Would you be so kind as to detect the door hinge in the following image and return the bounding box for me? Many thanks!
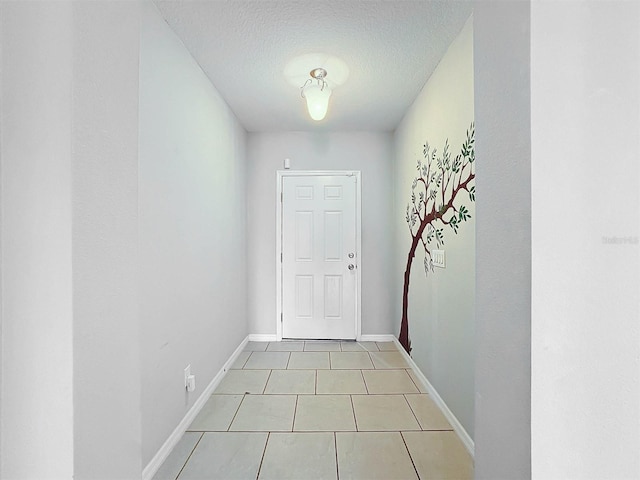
[281,252,283,262]
[280,192,283,202]
[281,313,283,323]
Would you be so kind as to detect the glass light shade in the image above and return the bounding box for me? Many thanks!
[302,83,332,121]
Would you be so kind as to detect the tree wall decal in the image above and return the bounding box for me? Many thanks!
[399,122,475,354]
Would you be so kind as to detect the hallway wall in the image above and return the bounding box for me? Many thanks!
[1,2,144,477]
[531,2,640,477]
[392,18,475,440]
[0,2,75,476]
[246,132,394,337]
[139,2,248,467]
[473,3,531,477]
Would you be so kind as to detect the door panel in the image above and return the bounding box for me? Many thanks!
[295,211,313,261]
[323,211,342,261]
[282,174,357,339]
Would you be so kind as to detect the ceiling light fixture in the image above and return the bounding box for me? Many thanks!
[300,68,331,121]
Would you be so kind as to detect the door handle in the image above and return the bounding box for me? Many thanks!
[348,264,355,271]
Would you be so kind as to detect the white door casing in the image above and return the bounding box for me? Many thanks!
[277,171,361,340]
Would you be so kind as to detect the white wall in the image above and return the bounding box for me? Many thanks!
[139,2,248,467]
[246,132,394,337]
[392,18,475,440]
[71,2,143,477]
[531,2,640,478]
[0,2,75,477]
[472,2,531,478]
[1,2,144,477]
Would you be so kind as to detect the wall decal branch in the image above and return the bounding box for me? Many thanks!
[399,122,475,354]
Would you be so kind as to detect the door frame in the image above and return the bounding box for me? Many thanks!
[276,170,362,341]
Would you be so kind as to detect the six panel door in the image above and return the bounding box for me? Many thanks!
[281,175,357,339]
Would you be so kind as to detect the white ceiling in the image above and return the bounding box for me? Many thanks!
[153,1,473,132]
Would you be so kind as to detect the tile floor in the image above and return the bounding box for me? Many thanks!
[154,340,473,480]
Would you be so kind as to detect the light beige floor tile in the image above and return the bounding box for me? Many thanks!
[244,351,290,369]
[316,370,367,394]
[340,341,379,352]
[294,395,356,431]
[152,432,201,480]
[177,432,267,480]
[330,352,374,369]
[230,351,250,369]
[369,351,410,369]
[187,395,243,431]
[351,395,420,431]
[287,351,330,369]
[244,341,268,352]
[362,370,419,394]
[264,370,315,394]
[230,395,296,431]
[266,341,304,352]
[375,341,398,351]
[403,431,473,479]
[405,394,453,430]
[214,370,270,394]
[336,432,418,480]
[304,340,342,351]
[259,433,337,480]
[406,369,428,393]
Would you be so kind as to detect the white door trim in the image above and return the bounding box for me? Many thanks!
[276,170,362,341]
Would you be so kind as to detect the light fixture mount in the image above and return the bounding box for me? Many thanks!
[309,68,327,80]
[300,67,332,121]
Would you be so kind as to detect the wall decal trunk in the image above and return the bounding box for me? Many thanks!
[398,123,475,354]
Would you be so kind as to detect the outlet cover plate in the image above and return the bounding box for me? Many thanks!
[184,364,191,388]
[432,249,446,268]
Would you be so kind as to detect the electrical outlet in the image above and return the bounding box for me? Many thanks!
[432,249,446,268]
[186,374,196,392]
[184,364,191,389]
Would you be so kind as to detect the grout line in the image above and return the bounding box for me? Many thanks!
[400,431,421,480]
[262,370,273,395]
[241,352,250,369]
[405,368,422,393]
[334,431,340,480]
[292,395,299,432]
[367,351,376,369]
[360,370,369,395]
[255,432,270,480]
[349,395,359,432]
[329,352,333,370]
[244,351,255,369]
[285,352,291,369]
[403,394,424,430]
[175,431,204,480]
[314,369,318,395]
[226,394,247,432]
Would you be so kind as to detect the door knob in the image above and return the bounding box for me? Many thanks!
[348,264,355,271]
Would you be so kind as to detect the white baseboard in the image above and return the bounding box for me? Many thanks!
[247,333,278,342]
[391,337,475,457]
[359,333,396,342]
[142,336,249,480]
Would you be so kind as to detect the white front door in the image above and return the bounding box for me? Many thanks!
[281,174,358,339]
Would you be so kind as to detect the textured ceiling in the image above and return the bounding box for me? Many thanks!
[153,1,473,132]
